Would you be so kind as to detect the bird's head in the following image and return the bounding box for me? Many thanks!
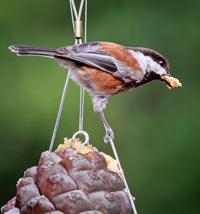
[128,47,182,88]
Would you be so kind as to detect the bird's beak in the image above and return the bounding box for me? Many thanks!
[161,74,182,89]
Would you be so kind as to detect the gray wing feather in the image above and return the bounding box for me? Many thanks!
[55,42,117,74]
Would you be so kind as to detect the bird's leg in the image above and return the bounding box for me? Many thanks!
[92,96,113,143]
[97,111,114,143]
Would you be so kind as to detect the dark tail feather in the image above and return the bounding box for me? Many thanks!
[9,45,56,58]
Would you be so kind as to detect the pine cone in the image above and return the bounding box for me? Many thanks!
[2,139,131,214]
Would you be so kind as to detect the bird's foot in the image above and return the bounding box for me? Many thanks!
[104,128,114,144]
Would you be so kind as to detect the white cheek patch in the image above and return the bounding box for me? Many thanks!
[129,50,166,76]
[129,51,148,74]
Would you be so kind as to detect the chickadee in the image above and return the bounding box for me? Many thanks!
[9,41,182,143]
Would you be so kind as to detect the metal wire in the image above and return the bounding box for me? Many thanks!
[78,0,85,20]
[78,0,87,131]
[79,86,84,131]
[69,0,86,132]
[109,138,138,214]
[69,0,75,31]
[84,0,87,43]
[49,70,71,152]
[70,0,78,19]
[79,0,87,131]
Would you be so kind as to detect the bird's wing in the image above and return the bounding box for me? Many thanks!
[55,42,117,73]
[55,41,143,83]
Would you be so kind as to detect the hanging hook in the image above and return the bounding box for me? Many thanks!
[72,130,89,145]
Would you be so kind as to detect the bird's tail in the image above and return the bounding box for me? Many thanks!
[9,45,56,58]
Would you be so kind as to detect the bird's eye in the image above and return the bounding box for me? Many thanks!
[159,60,165,66]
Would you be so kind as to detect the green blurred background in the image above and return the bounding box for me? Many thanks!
[0,0,199,213]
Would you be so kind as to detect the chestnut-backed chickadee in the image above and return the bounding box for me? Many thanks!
[9,41,182,143]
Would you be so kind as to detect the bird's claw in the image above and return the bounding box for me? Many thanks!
[103,128,114,144]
